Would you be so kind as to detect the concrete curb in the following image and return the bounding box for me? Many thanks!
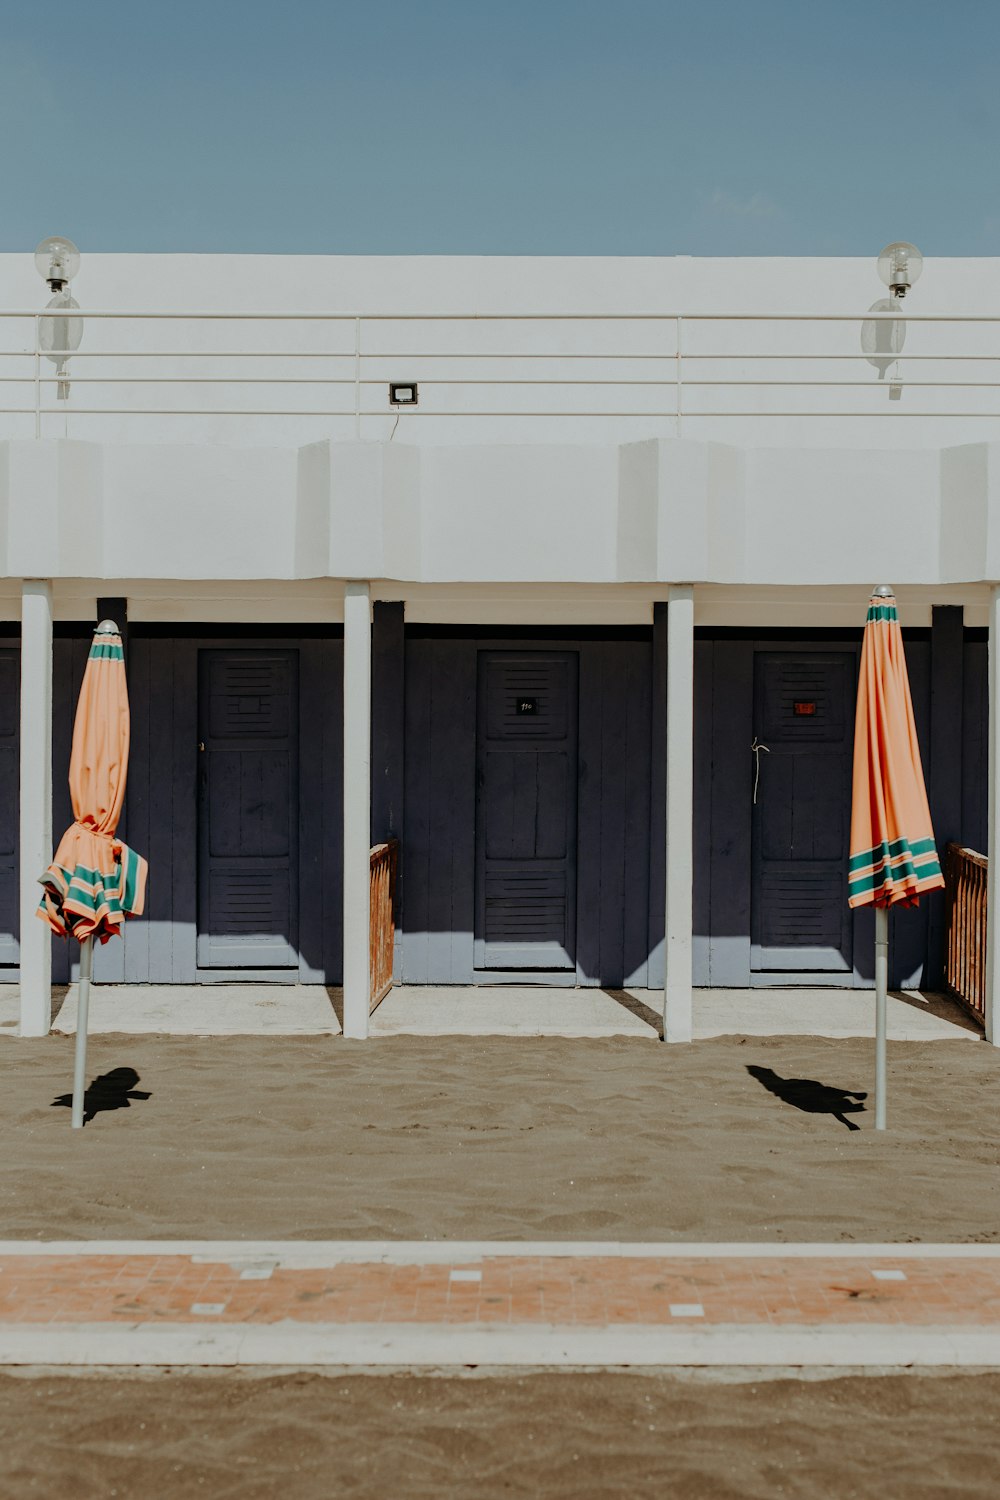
[2,1240,998,1263]
[1,1321,998,1369]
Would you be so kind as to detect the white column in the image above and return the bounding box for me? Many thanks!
[19,580,53,1037]
[342,581,372,1039]
[985,585,1000,1044]
[664,584,694,1043]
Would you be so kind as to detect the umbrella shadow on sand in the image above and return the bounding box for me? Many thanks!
[51,1067,151,1127]
[746,1065,867,1132]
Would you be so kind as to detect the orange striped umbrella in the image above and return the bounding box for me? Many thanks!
[849,587,943,1132]
[37,620,147,1129]
[849,590,944,909]
[38,624,147,942]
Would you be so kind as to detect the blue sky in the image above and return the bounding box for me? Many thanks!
[2,0,996,255]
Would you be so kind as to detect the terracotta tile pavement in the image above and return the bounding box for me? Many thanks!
[0,1253,998,1328]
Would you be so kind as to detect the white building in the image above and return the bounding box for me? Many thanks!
[1,251,996,1040]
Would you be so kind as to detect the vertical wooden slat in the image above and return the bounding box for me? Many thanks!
[975,860,986,1015]
[369,838,398,1012]
[943,841,987,1024]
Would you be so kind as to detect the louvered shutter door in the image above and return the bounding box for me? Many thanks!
[474,652,578,970]
[751,652,854,974]
[197,650,299,970]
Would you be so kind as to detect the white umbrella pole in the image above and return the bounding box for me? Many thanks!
[874,906,888,1130]
[71,935,94,1130]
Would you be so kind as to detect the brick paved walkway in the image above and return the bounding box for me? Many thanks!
[1,1243,998,1366]
[2,1249,999,1327]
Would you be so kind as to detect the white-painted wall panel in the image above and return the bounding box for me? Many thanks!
[0,431,997,592]
[417,445,619,582]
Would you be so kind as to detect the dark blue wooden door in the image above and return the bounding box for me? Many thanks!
[197,650,299,970]
[0,650,18,969]
[751,652,854,974]
[474,651,578,970]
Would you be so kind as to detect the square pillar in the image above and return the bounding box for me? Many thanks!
[19,580,53,1037]
[343,582,372,1039]
[664,585,694,1043]
[985,586,1000,1044]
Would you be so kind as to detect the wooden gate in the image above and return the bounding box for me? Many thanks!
[944,842,987,1026]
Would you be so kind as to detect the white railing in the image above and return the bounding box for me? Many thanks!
[3,308,1000,444]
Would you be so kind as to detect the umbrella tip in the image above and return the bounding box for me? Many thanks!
[871,585,894,598]
[95,619,120,635]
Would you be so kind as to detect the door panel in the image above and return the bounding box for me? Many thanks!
[197,650,299,969]
[475,652,578,970]
[751,652,854,973]
[0,651,18,967]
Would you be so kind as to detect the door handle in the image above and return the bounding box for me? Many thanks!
[198,742,205,752]
[751,737,770,804]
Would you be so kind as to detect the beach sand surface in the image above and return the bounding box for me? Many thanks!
[0,1369,998,1499]
[2,1034,998,1241]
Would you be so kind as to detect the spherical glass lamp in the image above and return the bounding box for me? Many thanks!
[34,235,80,290]
[877,242,923,299]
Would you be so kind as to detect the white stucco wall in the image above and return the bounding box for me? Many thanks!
[0,433,998,596]
[0,253,997,608]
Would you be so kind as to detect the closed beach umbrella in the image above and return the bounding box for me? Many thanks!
[37,620,147,1128]
[849,586,943,1128]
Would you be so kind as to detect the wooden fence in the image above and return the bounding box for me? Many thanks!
[369,839,399,1013]
[943,842,988,1026]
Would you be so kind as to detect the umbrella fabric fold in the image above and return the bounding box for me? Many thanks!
[848,592,944,909]
[37,628,147,943]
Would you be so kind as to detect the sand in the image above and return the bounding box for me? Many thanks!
[2,1033,999,1241]
[0,1369,998,1499]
